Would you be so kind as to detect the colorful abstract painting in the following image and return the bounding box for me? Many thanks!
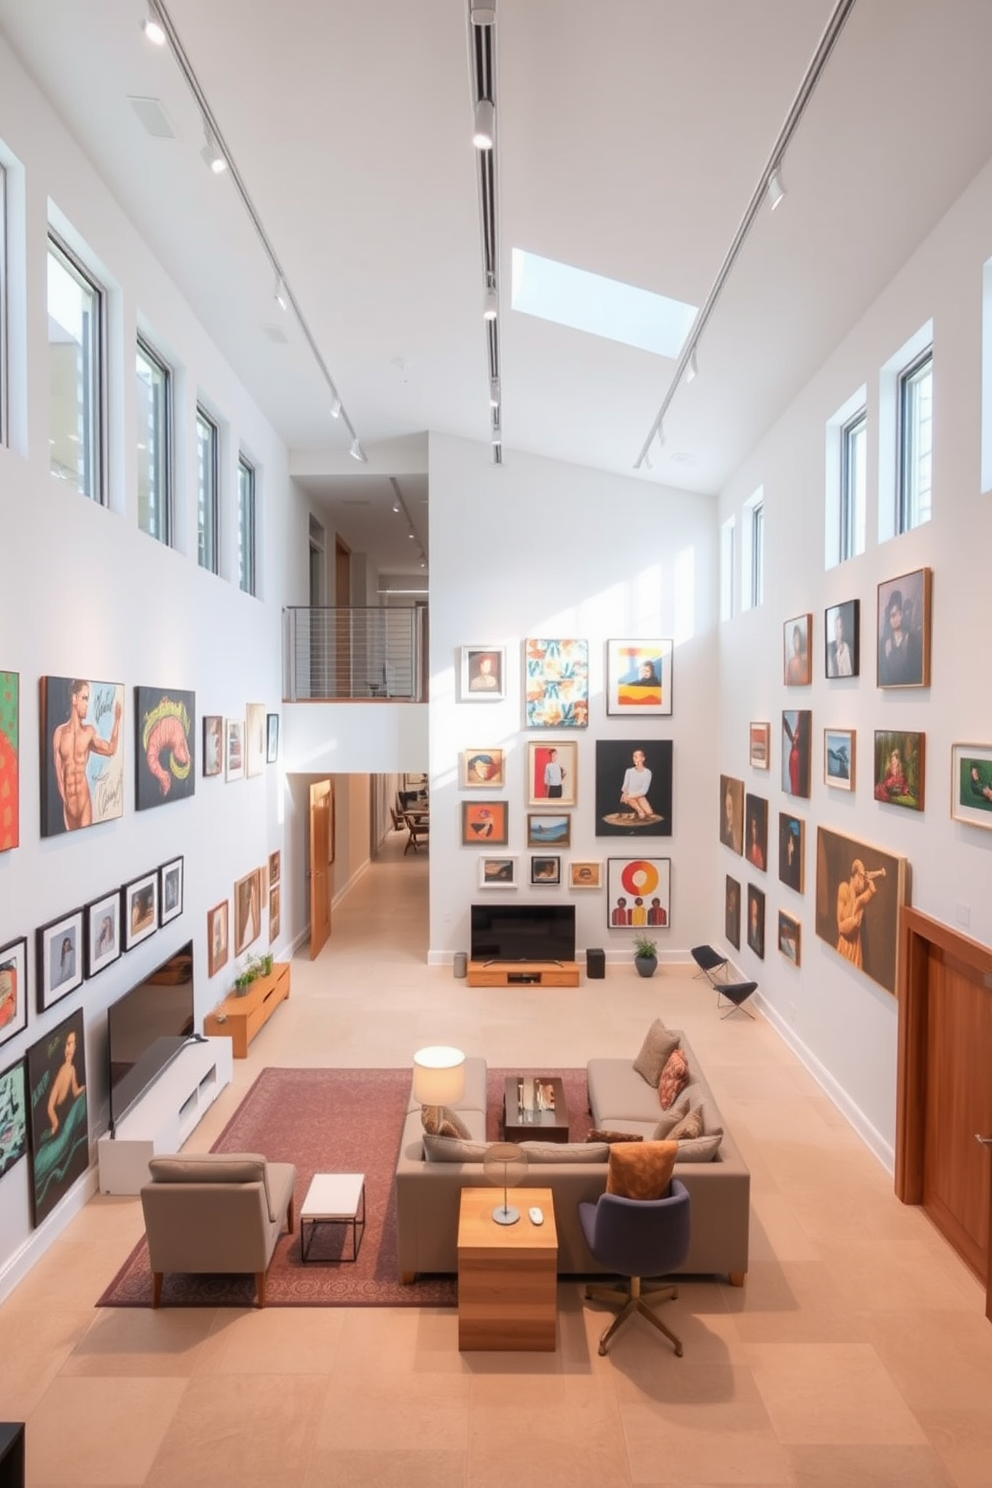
[40,677,124,837]
[525,639,589,728]
[0,671,18,851]
[135,686,196,810]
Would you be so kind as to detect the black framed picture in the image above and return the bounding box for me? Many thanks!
[84,890,122,979]
[27,1007,88,1226]
[0,937,30,1047]
[36,908,85,1012]
[825,600,859,678]
[725,876,741,951]
[159,856,185,926]
[746,884,765,959]
[778,813,805,893]
[123,872,159,950]
[595,740,673,837]
[0,1057,27,1179]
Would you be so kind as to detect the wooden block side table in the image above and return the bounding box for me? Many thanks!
[457,1186,558,1351]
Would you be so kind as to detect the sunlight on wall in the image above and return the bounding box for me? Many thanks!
[674,546,696,645]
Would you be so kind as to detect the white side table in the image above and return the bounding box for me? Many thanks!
[300,1172,366,1263]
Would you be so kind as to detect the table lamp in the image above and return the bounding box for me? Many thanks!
[412,1045,466,1117]
[484,1141,528,1225]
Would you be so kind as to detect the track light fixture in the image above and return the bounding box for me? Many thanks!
[473,98,495,150]
[140,12,166,45]
[200,126,227,174]
[767,167,785,211]
[489,378,500,408]
[408,530,416,541]
[470,3,496,22]
[274,276,288,311]
[686,348,698,384]
[349,438,367,463]
[329,396,341,419]
[483,286,498,321]
[392,500,400,514]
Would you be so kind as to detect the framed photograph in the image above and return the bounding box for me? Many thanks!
[606,857,671,929]
[0,1058,27,1179]
[784,614,812,686]
[749,722,770,770]
[725,876,741,951]
[135,685,195,810]
[234,869,264,956]
[525,638,589,729]
[266,713,280,763]
[225,718,245,781]
[269,884,281,943]
[951,743,992,830]
[123,872,159,951]
[268,849,281,887]
[27,1007,88,1226]
[873,730,925,811]
[461,800,509,846]
[0,670,19,851]
[459,645,506,701]
[825,600,860,678]
[479,854,518,888]
[815,825,907,995]
[746,885,765,959]
[719,774,744,855]
[202,715,223,777]
[782,711,812,799]
[824,728,856,791]
[606,639,673,717]
[877,567,932,688]
[527,813,570,848]
[569,860,602,890]
[526,741,578,808]
[461,748,506,788]
[778,812,805,893]
[530,855,561,886]
[595,739,673,837]
[207,900,229,978]
[246,704,266,777]
[159,856,185,924]
[0,937,29,1047]
[84,891,122,979]
[744,793,768,872]
[39,676,124,837]
[36,908,85,1011]
[778,911,802,966]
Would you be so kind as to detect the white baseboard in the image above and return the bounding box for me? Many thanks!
[0,1166,99,1307]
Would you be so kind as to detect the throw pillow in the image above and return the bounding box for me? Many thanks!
[674,1133,723,1163]
[421,1104,471,1139]
[422,1133,488,1163]
[667,1108,703,1142]
[586,1128,644,1144]
[653,1095,690,1139]
[658,1047,689,1109]
[632,1018,681,1087]
[606,1140,677,1200]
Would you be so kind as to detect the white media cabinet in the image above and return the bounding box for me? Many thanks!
[97,1036,234,1196]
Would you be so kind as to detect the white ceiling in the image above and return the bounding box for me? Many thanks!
[3,0,992,580]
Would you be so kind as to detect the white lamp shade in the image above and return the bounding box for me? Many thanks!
[412,1045,466,1106]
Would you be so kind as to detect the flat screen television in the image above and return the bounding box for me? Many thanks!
[107,940,196,1135]
[470,904,575,964]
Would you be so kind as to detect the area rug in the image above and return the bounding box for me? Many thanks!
[97,1065,589,1309]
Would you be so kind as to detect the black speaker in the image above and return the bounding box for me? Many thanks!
[586,947,606,979]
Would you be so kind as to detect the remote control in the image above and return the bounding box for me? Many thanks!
[528,1206,544,1225]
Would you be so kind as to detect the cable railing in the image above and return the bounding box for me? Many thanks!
[283,606,425,702]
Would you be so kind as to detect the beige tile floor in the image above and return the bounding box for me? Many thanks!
[2,831,991,1486]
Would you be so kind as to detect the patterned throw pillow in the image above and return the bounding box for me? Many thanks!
[632,1019,682,1087]
[658,1047,689,1109]
[421,1104,471,1139]
[586,1129,644,1144]
[653,1095,690,1138]
[605,1139,678,1200]
[667,1108,703,1141]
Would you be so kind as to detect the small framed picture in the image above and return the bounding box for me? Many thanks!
[824,600,859,678]
[526,740,578,808]
[746,884,765,959]
[85,891,122,978]
[530,855,561,885]
[782,711,812,799]
[207,900,229,977]
[725,876,741,951]
[744,793,768,873]
[720,774,744,855]
[527,813,570,848]
[269,884,281,943]
[461,749,506,788]
[123,872,159,951]
[0,1057,27,1179]
[778,812,805,893]
[951,744,992,831]
[159,856,185,925]
[268,849,281,887]
[778,911,801,966]
[568,860,602,890]
[36,907,85,1010]
[877,568,932,688]
[873,730,925,811]
[225,718,245,781]
[202,714,224,777]
[784,614,812,686]
[824,728,856,791]
[266,713,280,763]
[0,937,29,1047]
[234,870,264,956]
[749,722,770,770]
[461,800,509,846]
[606,639,673,717]
[479,854,518,888]
[459,644,506,701]
[606,857,671,929]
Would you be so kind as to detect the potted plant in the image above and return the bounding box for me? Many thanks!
[633,935,658,978]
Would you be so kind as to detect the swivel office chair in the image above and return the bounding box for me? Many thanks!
[578,1178,691,1356]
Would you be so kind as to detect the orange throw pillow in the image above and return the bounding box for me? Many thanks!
[606,1140,677,1200]
[658,1047,689,1109]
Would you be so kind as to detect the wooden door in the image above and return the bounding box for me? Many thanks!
[309,780,333,959]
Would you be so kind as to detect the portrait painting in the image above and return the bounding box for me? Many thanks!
[525,638,589,729]
[778,912,801,966]
[951,743,992,830]
[0,937,29,1048]
[606,639,673,717]
[36,908,85,1012]
[778,812,805,893]
[783,614,812,686]
[527,813,570,847]
[207,900,229,978]
[84,890,122,979]
[0,670,18,851]
[40,676,124,837]
[725,876,741,951]
[749,722,770,770]
[202,715,223,777]
[824,600,860,678]
[135,686,195,810]
[746,884,765,959]
[461,800,509,846]
[461,749,506,789]
[606,857,671,930]
[225,718,245,781]
[245,703,266,778]
[744,793,768,872]
[719,774,744,855]
[27,1007,89,1226]
[459,645,506,702]
[824,728,855,791]
[873,730,925,811]
[268,849,281,887]
[234,868,263,956]
[595,739,673,837]
[530,855,561,886]
[266,713,279,763]
[877,567,931,688]
[479,855,517,888]
[569,860,602,890]
[123,872,159,951]
[782,710,812,799]
[0,1058,27,1180]
[159,856,185,924]
[269,884,281,944]
[526,741,578,808]
[814,825,907,995]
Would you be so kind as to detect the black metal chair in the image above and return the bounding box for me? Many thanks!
[689,944,729,987]
[578,1179,691,1356]
[715,980,758,1019]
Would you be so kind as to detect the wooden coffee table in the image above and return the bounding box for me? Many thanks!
[502,1075,569,1143]
[457,1186,558,1351]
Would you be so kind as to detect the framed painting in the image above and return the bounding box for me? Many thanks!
[479,854,517,888]
[269,884,281,943]
[36,908,85,1011]
[725,876,741,951]
[39,676,124,837]
[877,567,932,688]
[266,713,280,763]
[159,856,185,925]
[135,686,195,810]
[234,869,263,956]
[951,743,992,830]
[0,670,18,851]
[459,645,506,701]
[719,774,744,855]
[202,715,223,777]
[778,812,805,893]
[749,722,770,770]
[784,614,812,686]
[0,937,29,1048]
[746,884,765,959]
[27,1007,88,1226]
[84,890,122,979]
[245,704,266,777]
[595,740,673,837]
[744,793,768,872]
[568,860,602,890]
[524,638,589,729]
[782,710,812,799]
[526,741,578,808]
[606,639,673,717]
[778,911,801,966]
[461,800,508,846]
[268,849,281,887]
[461,749,506,788]
[824,728,855,791]
[825,599,859,678]
[225,718,245,781]
[606,857,671,929]
[815,825,906,995]
[207,900,229,978]
[527,813,570,848]
[123,872,159,951]
[0,1058,27,1179]
[873,730,925,811]
[530,855,561,886]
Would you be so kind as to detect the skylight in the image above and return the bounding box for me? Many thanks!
[511,248,697,358]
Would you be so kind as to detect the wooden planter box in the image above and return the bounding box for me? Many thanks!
[203,961,291,1058]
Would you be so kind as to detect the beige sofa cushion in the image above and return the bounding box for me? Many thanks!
[148,1154,266,1185]
[520,1141,609,1163]
[423,1134,490,1163]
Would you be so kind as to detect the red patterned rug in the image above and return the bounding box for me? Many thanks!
[97,1065,589,1308]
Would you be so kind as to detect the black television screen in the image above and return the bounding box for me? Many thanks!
[107,941,195,1134]
[471,904,575,964]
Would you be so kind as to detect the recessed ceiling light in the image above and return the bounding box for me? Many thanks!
[140,14,165,45]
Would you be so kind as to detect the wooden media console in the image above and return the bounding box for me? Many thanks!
[203,961,291,1057]
[466,960,580,987]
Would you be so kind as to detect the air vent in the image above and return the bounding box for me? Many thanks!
[128,96,177,140]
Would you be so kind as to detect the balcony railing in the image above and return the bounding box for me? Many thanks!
[283,606,426,702]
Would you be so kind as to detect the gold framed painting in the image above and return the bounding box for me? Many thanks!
[461,748,506,788]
